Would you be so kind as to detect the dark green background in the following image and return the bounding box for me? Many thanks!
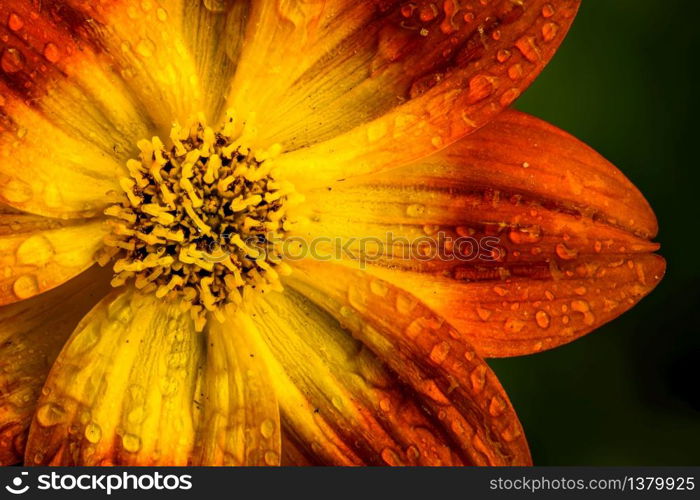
[488,1,700,465]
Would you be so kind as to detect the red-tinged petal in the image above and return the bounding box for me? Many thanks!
[287,261,532,466]
[0,0,218,217]
[24,289,280,466]
[251,289,463,466]
[369,254,665,357]
[0,213,106,306]
[0,266,112,465]
[295,109,664,357]
[260,0,579,186]
[0,2,154,217]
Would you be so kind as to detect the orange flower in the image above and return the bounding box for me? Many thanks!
[0,0,663,466]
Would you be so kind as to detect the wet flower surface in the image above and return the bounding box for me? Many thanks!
[0,0,664,466]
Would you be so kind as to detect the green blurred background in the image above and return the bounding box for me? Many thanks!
[489,0,700,465]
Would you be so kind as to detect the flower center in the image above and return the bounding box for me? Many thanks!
[99,112,295,330]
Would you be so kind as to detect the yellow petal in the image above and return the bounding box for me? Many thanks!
[183,0,250,121]
[0,2,159,217]
[251,289,461,465]
[24,288,280,466]
[194,310,281,466]
[286,260,531,465]
[229,1,579,185]
[0,214,106,306]
[0,266,112,465]
[24,289,204,465]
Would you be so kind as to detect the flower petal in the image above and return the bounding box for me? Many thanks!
[251,0,580,185]
[0,214,106,306]
[24,289,204,465]
[0,265,112,465]
[0,0,217,217]
[296,109,664,356]
[0,1,157,217]
[24,288,280,466]
[183,0,251,121]
[193,310,281,466]
[251,289,463,466]
[286,261,531,466]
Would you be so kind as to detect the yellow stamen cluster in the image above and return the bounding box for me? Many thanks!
[99,112,297,330]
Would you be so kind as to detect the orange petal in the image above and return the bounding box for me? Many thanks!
[252,289,463,466]
[266,0,580,185]
[0,1,153,217]
[24,289,280,466]
[287,261,531,466]
[0,0,215,217]
[0,213,106,306]
[0,265,112,465]
[297,109,664,356]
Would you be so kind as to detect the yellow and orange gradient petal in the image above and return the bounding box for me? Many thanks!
[295,110,665,356]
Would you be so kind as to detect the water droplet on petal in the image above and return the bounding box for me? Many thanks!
[556,243,578,260]
[17,234,55,266]
[406,203,426,217]
[260,419,275,439]
[36,402,67,427]
[84,422,102,444]
[122,433,142,453]
[488,395,506,416]
[264,450,279,465]
[43,43,60,63]
[429,342,450,364]
[8,12,24,32]
[13,275,39,300]
[535,310,550,329]
[1,47,25,73]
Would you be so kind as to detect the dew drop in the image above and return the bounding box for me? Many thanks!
[508,225,542,245]
[475,307,492,321]
[488,395,506,417]
[507,63,523,80]
[406,203,426,217]
[36,402,67,427]
[203,0,228,12]
[260,419,275,439]
[17,234,55,266]
[515,35,541,63]
[8,12,24,31]
[541,3,556,18]
[555,243,578,260]
[43,43,60,63]
[541,22,560,42]
[379,398,391,412]
[84,422,102,444]
[13,275,39,300]
[1,47,25,73]
[535,310,550,329]
[122,433,142,453]
[369,280,388,297]
[496,48,512,63]
[135,39,155,58]
[264,450,279,465]
[429,341,450,365]
[470,365,486,392]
